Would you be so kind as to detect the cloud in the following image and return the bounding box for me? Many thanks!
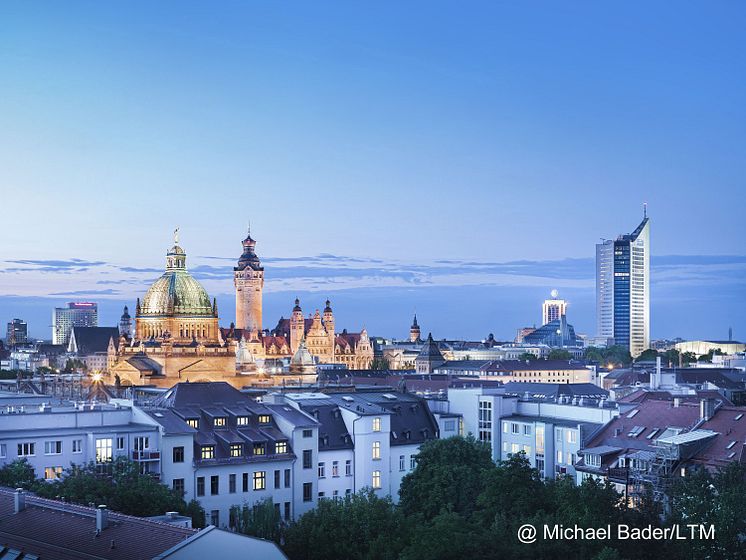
[6,258,107,268]
[48,289,121,296]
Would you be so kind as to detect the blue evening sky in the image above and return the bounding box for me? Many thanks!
[1,2,744,341]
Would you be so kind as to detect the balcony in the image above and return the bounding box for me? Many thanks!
[132,449,161,461]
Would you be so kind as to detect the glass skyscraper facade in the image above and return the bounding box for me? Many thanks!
[52,302,98,346]
[596,216,650,357]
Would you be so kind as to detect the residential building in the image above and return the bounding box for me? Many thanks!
[596,212,650,357]
[53,302,98,346]
[433,359,597,385]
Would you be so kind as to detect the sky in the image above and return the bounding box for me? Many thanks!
[0,1,744,341]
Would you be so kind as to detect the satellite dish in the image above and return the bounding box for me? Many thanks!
[550,289,559,299]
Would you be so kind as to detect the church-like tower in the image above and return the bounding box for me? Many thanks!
[119,305,132,337]
[409,314,421,343]
[234,228,264,335]
[290,298,305,353]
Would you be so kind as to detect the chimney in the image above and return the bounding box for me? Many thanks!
[14,488,25,513]
[651,357,662,389]
[700,398,715,421]
[96,505,109,533]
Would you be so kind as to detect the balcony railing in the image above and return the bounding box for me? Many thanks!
[132,449,161,461]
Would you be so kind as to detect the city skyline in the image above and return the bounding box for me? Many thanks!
[1,2,744,341]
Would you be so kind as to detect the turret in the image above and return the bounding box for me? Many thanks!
[322,299,335,341]
[409,314,421,343]
[119,305,132,337]
[234,226,264,332]
[290,298,305,353]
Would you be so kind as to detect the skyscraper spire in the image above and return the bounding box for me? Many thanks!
[643,202,647,219]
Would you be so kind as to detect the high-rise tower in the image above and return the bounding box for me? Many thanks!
[234,228,264,335]
[542,289,567,326]
[596,209,650,357]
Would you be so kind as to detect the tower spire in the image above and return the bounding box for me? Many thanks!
[174,227,179,244]
[643,202,647,219]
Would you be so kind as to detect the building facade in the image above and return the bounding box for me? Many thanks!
[596,213,650,357]
[5,319,28,347]
[542,290,567,326]
[53,302,98,346]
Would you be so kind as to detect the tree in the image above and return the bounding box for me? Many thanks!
[284,490,406,560]
[231,497,282,543]
[34,457,188,517]
[517,352,539,362]
[681,351,697,365]
[399,436,493,521]
[548,349,572,360]
[0,459,37,490]
[369,357,390,370]
[635,349,659,362]
[63,358,87,372]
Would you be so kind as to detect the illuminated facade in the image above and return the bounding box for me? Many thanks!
[542,290,567,326]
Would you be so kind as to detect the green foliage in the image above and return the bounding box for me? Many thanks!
[681,351,697,365]
[230,497,283,543]
[399,435,493,521]
[547,349,573,360]
[635,349,660,362]
[0,459,37,490]
[0,369,32,380]
[63,358,87,372]
[369,357,390,370]
[184,498,207,529]
[34,457,191,518]
[284,490,407,560]
[584,346,632,367]
[517,352,540,362]
[697,348,724,363]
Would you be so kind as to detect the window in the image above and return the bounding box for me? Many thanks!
[237,416,249,426]
[372,441,381,460]
[511,423,519,434]
[399,455,405,471]
[555,429,563,442]
[275,441,288,454]
[502,422,508,433]
[117,437,125,450]
[303,449,313,469]
[511,443,520,454]
[523,445,531,455]
[45,441,62,455]
[332,461,339,477]
[523,425,532,436]
[274,470,281,489]
[444,420,455,432]
[17,442,35,457]
[72,439,82,454]
[211,475,219,495]
[197,477,205,496]
[587,454,601,467]
[502,442,509,453]
[44,466,63,480]
[303,482,313,502]
[134,437,149,451]
[258,415,271,425]
[372,470,381,489]
[229,473,236,493]
[345,459,352,476]
[318,462,326,478]
[318,491,325,499]
[557,450,563,464]
[569,453,575,465]
[536,426,545,455]
[173,446,185,463]
[284,502,291,520]
[0,444,6,458]
[201,446,215,459]
[230,443,243,457]
[186,418,199,429]
[95,439,112,463]
[479,401,493,442]
[373,417,381,432]
[284,469,291,488]
[302,429,313,438]
[213,417,226,427]
[253,471,266,490]
[253,443,266,456]
[345,488,352,496]
[173,478,185,495]
[210,510,219,527]
[567,431,577,444]
[410,456,416,470]
[333,490,339,499]
[243,472,249,492]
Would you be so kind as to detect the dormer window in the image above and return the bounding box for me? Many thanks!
[254,443,266,456]
[186,419,199,429]
[237,416,249,426]
[201,445,215,459]
[275,441,288,454]
[258,415,271,425]
[214,417,226,427]
[230,443,243,457]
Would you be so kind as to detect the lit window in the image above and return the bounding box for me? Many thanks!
[230,443,242,457]
[214,417,226,427]
[332,460,339,477]
[186,418,199,429]
[275,441,288,454]
[44,466,63,480]
[236,416,249,426]
[258,415,271,425]
[253,443,266,456]
[201,445,215,459]
[372,441,381,460]
[372,470,381,489]
[95,439,112,463]
[372,417,381,432]
[567,431,577,444]
[253,471,266,490]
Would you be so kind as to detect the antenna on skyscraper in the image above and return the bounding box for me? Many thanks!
[643,202,647,219]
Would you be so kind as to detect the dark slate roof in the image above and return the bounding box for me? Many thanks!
[265,404,319,428]
[298,403,354,451]
[0,487,194,560]
[501,382,608,398]
[691,406,746,469]
[71,327,119,355]
[145,409,197,435]
[415,334,445,363]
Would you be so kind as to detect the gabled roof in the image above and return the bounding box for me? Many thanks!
[416,334,445,363]
[70,327,120,355]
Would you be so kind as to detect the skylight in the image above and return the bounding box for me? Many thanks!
[628,426,645,438]
[726,441,736,449]
[646,428,660,440]
[383,394,398,400]
[735,414,743,421]
[627,409,639,419]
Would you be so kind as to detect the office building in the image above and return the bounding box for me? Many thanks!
[542,290,567,326]
[52,302,98,346]
[596,211,650,357]
[5,319,28,346]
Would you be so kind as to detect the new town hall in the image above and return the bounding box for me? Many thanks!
[109,230,373,387]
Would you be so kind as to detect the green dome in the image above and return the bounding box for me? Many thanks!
[139,241,214,317]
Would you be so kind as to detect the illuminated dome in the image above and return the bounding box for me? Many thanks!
[139,234,214,317]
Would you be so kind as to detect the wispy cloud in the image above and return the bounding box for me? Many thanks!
[49,289,121,296]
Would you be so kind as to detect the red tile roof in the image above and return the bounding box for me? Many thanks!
[0,488,194,560]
